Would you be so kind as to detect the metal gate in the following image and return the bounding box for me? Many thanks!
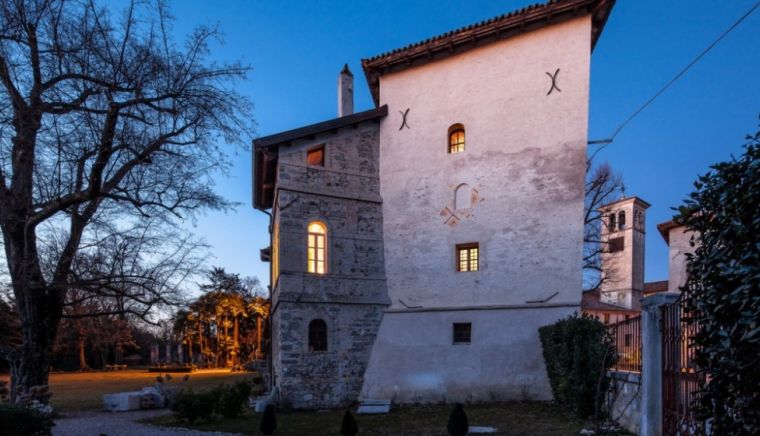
[661,295,705,435]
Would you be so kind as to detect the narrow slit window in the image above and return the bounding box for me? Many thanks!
[456,243,479,272]
[608,213,617,232]
[308,319,327,352]
[453,323,471,344]
[448,124,465,154]
[307,145,325,167]
[618,211,626,230]
[307,221,327,274]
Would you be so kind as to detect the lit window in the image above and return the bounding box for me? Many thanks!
[307,146,325,167]
[604,313,610,324]
[453,323,471,344]
[308,319,327,352]
[448,124,465,154]
[307,221,327,274]
[456,243,479,272]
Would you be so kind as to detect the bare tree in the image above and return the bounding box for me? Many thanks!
[583,161,624,291]
[0,0,252,400]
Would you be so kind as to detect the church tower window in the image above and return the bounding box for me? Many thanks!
[618,211,626,230]
[307,221,327,274]
[308,319,328,352]
[448,124,465,154]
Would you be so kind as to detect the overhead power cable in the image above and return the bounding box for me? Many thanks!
[588,0,760,159]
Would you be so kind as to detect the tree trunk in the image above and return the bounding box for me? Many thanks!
[9,283,62,403]
[77,336,89,371]
[233,316,239,365]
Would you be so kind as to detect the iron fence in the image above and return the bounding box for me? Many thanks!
[607,316,641,372]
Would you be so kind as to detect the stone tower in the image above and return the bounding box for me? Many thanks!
[599,196,650,309]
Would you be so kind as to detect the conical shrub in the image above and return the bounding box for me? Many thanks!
[341,408,359,436]
[260,403,277,435]
[447,403,468,436]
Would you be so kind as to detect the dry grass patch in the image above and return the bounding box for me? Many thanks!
[0,369,253,412]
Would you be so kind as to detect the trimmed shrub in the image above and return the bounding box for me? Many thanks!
[169,387,220,423]
[217,380,252,419]
[447,403,468,436]
[260,403,277,435]
[678,131,760,434]
[538,313,615,419]
[340,409,358,436]
[0,404,55,436]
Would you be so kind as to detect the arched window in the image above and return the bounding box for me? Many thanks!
[608,213,617,231]
[454,184,471,210]
[448,124,465,154]
[618,211,626,230]
[307,221,327,274]
[308,319,327,352]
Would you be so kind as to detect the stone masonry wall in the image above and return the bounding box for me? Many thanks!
[270,121,388,409]
[607,370,642,435]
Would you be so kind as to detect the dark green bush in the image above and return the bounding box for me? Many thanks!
[678,130,760,435]
[446,403,468,436]
[217,380,252,419]
[170,380,255,423]
[0,405,55,436]
[169,387,220,423]
[538,313,615,419]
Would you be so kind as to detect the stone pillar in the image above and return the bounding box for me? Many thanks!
[640,292,679,436]
[165,343,172,363]
[177,343,184,365]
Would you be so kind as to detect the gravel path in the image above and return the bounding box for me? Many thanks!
[53,409,243,436]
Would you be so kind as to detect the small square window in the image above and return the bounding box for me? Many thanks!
[609,237,624,253]
[307,146,325,167]
[456,243,479,272]
[453,323,471,344]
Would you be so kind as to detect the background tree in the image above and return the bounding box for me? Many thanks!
[0,0,252,400]
[173,267,268,367]
[678,125,760,434]
[583,161,625,291]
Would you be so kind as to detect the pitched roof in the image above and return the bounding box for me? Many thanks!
[252,106,388,210]
[657,220,682,244]
[362,0,616,105]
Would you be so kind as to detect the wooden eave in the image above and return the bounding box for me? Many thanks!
[252,105,388,210]
[361,0,616,105]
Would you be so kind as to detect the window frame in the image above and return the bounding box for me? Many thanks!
[448,124,465,154]
[307,221,327,275]
[452,322,472,345]
[308,319,328,352]
[456,243,479,272]
[306,145,325,167]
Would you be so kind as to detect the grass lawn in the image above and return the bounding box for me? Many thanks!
[0,369,255,412]
[145,402,596,436]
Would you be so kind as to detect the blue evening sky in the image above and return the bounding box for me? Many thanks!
[162,0,759,287]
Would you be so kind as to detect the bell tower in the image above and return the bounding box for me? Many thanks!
[599,196,650,309]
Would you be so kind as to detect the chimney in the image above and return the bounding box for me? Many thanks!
[338,64,354,117]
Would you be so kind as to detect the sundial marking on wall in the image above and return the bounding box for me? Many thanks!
[545,68,561,95]
[439,184,484,227]
[398,108,410,130]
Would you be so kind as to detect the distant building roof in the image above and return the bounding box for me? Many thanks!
[361,0,616,105]
[644,280,669,295]
[598,195,651,211]
[581,289,639,313]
